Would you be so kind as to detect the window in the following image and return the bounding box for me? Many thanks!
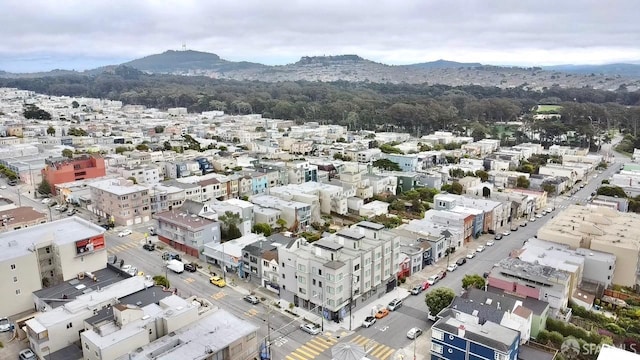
[13,276,17,283]
[354,264,360,271]
[15,289,21,295]
[46,247,51,254]
[298,264,306,272]
[299,288,306,294]
[432,329,444,340]
[327,286,335,294]
[298,276,306,284]
[67,322,73,329]
[430,343,443,354]
[10,264,16,270]
[149,328,153,334]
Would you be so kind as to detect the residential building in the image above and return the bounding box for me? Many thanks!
[382,153,419,172]
[278,225,399,323]
[203,233,265,276]
[155,207,221,257]
[597,344,640,360]
[431,313,520,360]
[0,217,106,316]
[241,233,292,288]
[90,178,151,226]
[120,307,258,360]
[114,164,161,185]
[0,206,47,232]
[42,155,106,195]
[250,195,310,232]
[537,204,640,287]
[149,183,185,213]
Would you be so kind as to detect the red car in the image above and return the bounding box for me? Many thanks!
[437,271,447,280]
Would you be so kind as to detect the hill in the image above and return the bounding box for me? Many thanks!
[123,50,265,74]
[543,63,640,78]
[406,59,482,69]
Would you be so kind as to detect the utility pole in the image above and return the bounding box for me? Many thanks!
[349,274,354,331]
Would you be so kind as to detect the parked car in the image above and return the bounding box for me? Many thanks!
[300,323,322,335]
[545,207,553,213]
[410,285,423,295]
[0,317,12,332]
[421,282,431,291]
[19,349,36,360]
[7,179,17,186]
[184,263,197,272]
[388,299,403,311]
[494,234,503,240]
[209,276,226,287]
[535,213,543,218]
[426,275,439,285]
[100,224,111,230]
[446,264,458,272]
[501,231,510,236]
[148,227,157,236]
[456,258,466,266]
[483,272,490,278]
[529,217,536,222]
[0,185,6,189]
[41,198,52,204]
[407,327,423,339]
[476,245,485,252]
[118,229,132,237]
[375,308,390,319]
[243,295,260,304]
[519,222,527,227]
[142,243,155,251]
[466,251,476,259]
[162,252,181,261]
[437,270,447,280]
[362,316,376,328]
[510,226,518,232]
[486,239,495,246]
[67,208,77,216]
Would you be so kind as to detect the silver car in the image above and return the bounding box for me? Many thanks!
[0,317,11,332]
[407,327,423,339]
[300,323,321,335]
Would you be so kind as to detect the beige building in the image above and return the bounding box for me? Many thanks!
[0,206,47,232]
[537,204,640,287]
[0,217,106,317]
[90,178,151,226]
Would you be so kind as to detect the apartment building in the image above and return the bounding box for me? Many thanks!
[42,155,106,195]
[431,314,520,360]
[0,206,47,232]
[250,195,310,232]
[155,208,221,257]
[241,233,293,288]
[286,160,318,184]
[114,165,161,185]
[537,204,639,287]
[278,222,399,324]
[0,217,106,316]
[149,183,185,213]
[488,257,571,311]
[90,178,151,226]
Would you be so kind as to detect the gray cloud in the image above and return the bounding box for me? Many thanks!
[1,0,639,72]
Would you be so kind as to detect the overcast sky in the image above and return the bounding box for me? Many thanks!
[1,0,639,72]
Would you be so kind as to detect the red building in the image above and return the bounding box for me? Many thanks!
[42,155,106,195]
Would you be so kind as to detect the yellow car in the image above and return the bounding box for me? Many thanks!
[209,276,226,287]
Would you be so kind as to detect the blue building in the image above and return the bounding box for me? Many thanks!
[431,314,520,360]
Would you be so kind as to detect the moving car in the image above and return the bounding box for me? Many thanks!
[456,258,466,266]
[375,308,390,319]
[243,295,260,304]
[209,276,226,287]
[300,323,321,335]
[19,349,36,360]
[486,239,495,246]
[446,264,458,272]
[362,316,376,328]
[407,327,423,339]
[466,251,476,259]
[410,285,423,295]
[426,275,439,285]
[388,299,403,311]
[476,245,485,252]
[142,243,155,251]
[0,317,12,332]
[118,229,132,237]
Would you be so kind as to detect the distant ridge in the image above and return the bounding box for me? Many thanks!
[407,59,482,69]
[542,63,640,78]
[122,49,265,73]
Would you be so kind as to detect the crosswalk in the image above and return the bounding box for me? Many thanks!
[349,334,395,360]
[211,292,226,300]
[245,308,259,318]
[285,334,338,360]
[107,242,139,254]
[183,277,196,284]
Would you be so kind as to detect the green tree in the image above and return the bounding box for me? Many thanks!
[153,275,170,288]
[450,182,463,195]
[597,185,627,198]
[425,288,455,318]
[163,141,172,150]
[276,218,287,231]
[372,159,402,172]
[71,100,80,108]
[38,179,52,195]
[542,183,556,195]
[379,143,403,154]
[462,274,486,290]
[252,223,273,236]
[516,176,530,189]
[47,126,56,136]
[135,143,149,151]
[219,211,242,241]
[475,170,489,182]
[127,177,138,184]
[61,149,74,158]
[154,125,165,134]
[115,146,130,154]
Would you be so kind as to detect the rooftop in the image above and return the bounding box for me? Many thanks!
[354,221,385,231]
[121,308,258,360]
[434,314,519,352]
[155,209,215,229]
[84,285,172,326]
[90,178,149,196]
[0,206,47,225]
[495,257,570,283]
[0,216,105,262]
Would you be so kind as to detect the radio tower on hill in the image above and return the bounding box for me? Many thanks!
[182,42,187,51]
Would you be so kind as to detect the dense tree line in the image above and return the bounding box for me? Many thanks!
[3,66,640,142]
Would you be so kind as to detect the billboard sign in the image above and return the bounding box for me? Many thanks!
[75,236,105,255]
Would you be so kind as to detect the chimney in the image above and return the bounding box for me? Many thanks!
[458,325,466,338]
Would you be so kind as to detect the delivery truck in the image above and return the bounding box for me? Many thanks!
[166,259,184,274]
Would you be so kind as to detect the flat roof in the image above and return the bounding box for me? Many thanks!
[0,216,105,262]
[355,221,385,231]
[313,238,344,251]
[155,209,214,229]
[90,178,149,195]
[122,309,258,360]
[434,314,518,352]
